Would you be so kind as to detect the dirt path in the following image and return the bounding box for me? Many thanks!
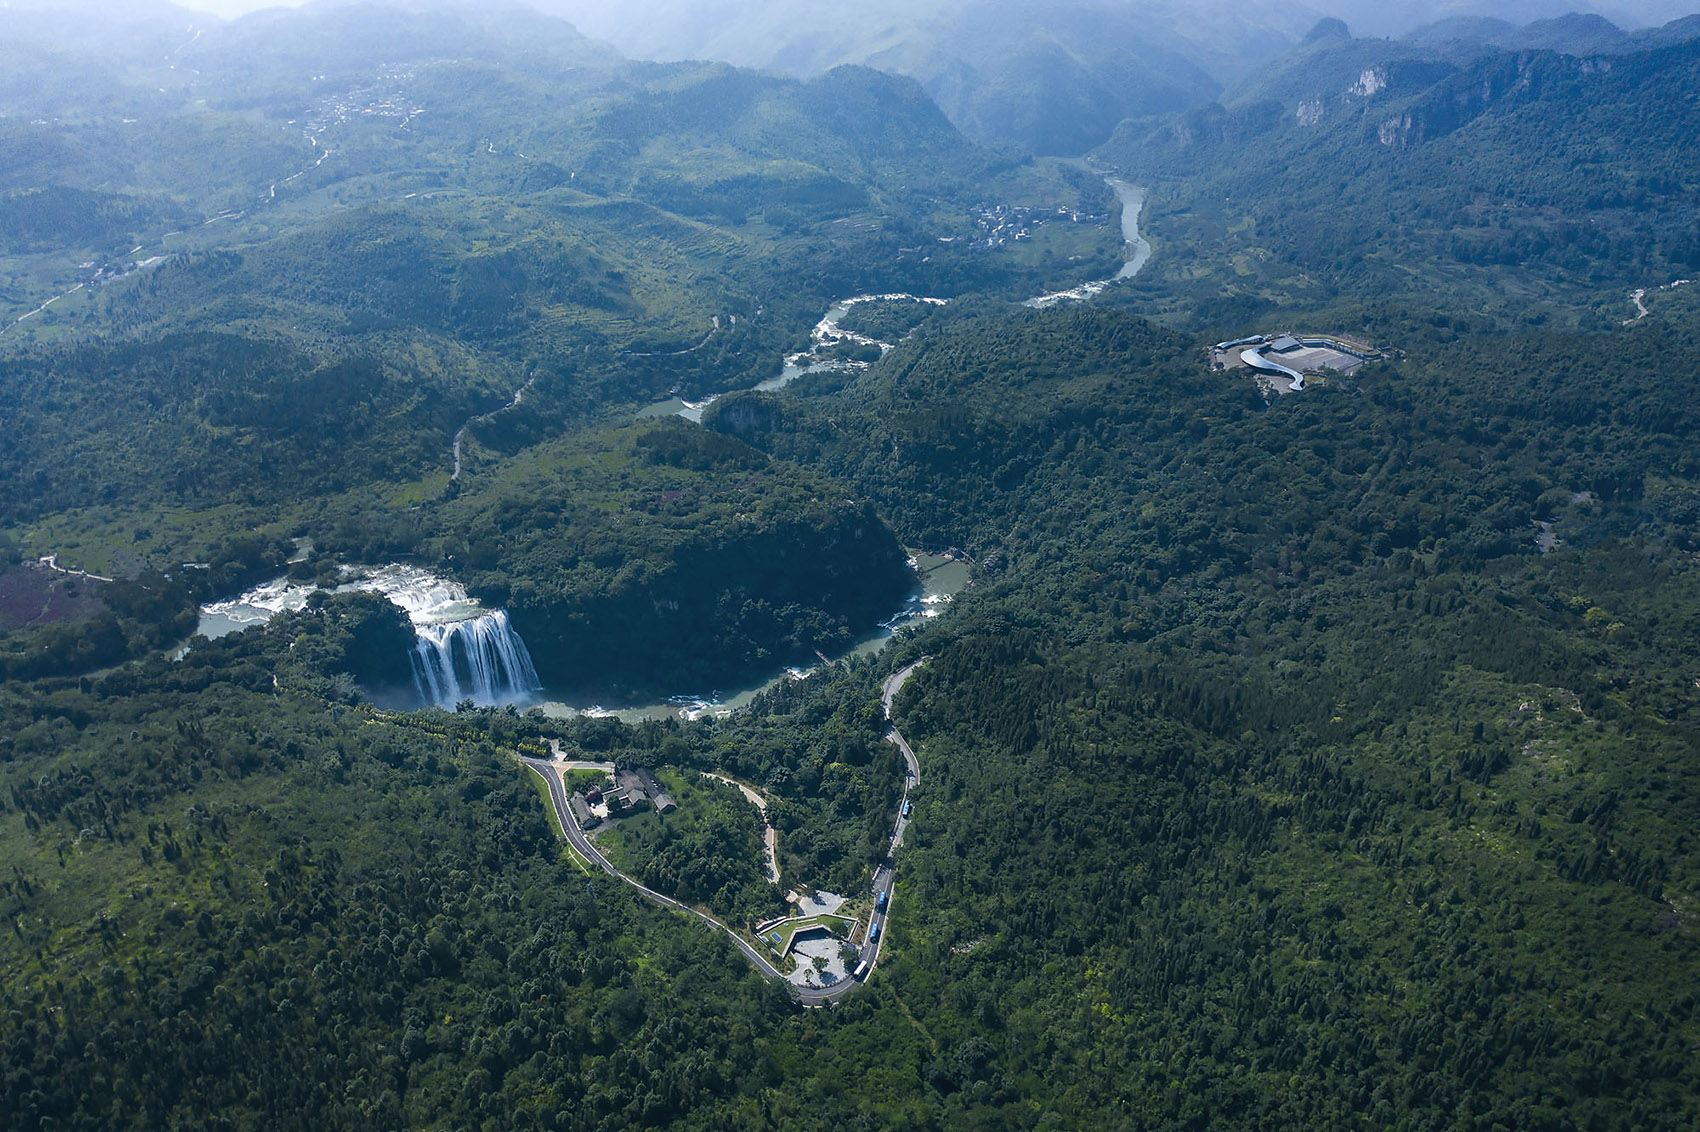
[705,771,779,883]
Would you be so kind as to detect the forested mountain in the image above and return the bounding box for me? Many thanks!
[430,421,917,700]
[1097,24,1700,327]
[4,1,1700,1130]
[539,0,1320,153]
[0,0,1115,685]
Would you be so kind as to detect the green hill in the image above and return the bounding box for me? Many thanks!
[5,3,1700,1130]
[424,420,916,701]
[1096,30,1700,327]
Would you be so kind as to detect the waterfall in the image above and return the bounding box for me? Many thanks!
[409,608,542,708]
[199,563,545,709]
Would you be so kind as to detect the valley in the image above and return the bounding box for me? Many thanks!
[2,3,1700,1131]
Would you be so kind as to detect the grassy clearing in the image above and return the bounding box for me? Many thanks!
[18,502,282,578]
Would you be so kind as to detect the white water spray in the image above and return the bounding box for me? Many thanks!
[198,564,542,708]
[409,608,541,708]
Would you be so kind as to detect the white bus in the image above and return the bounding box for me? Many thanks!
[853,960,871,980]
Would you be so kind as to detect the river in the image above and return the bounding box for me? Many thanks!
[193,178,1149,713]
[1025,178,1150,307]
[195,563,485,639]
[639,176,1151,423]
[192,550,969,720]
[639,292,948,424]
[536,550,970,723]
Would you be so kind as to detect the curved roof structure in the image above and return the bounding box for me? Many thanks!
[1241,345,1305,391]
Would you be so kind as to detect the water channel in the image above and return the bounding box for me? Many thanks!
[535,550,970,723]
[195,178,1142,720]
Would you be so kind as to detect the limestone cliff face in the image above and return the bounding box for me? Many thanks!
[1374,50,1609,148]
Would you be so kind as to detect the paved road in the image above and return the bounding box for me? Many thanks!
[525,658,929,1005]
[705,772,780,883]
[860,664,926,982]
[524,757,795,985]
[882,658,927,721]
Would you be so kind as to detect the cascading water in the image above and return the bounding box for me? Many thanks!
[197,564,543,709]
[409,608,541,708]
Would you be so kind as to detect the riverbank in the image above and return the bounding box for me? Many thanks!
[1025,177,1149,307]
[537,549,968,723]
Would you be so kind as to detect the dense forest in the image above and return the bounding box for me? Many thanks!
[1096,29,1700,327]
[4,3,1700,1130]
[428,420,917,699]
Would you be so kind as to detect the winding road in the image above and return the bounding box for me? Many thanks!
[705,772,780,883]
[524,656,929,1004]
[523,756,799,986]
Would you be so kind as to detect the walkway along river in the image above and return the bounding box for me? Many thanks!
[523,657,929,1004]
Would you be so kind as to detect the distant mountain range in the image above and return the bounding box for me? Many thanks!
[5,0,1700,155]
[1095,15,1700,325]
[532,0,1311,154]
[1404,10,1700,54]
[1318,0,1700,37]
[532,0,1700,152]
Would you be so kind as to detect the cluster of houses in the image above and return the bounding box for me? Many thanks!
[569,766,677,830]
[969,201,1102,250]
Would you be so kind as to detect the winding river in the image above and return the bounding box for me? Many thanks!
[640,174,1151,424]
[196,179,1142,719]
[640,292,948,424]
[1025,177,1150,307]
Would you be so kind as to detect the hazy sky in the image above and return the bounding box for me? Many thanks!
[0,0,308,16]
[181,0,308,15]
[9,0,1697,31]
